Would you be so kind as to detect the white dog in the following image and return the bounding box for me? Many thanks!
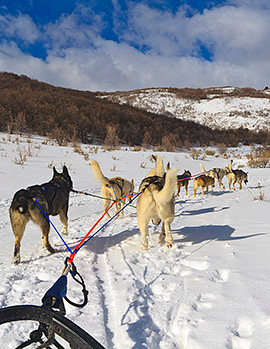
[136,155,178,250]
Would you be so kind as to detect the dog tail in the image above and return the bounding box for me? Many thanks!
[153,168,178,204]
[10,189,32,214]
[144,155,165,179]
[200,163,207,174]
[154,155,165,177]
[89,160,111,185]
[228,160,233,172]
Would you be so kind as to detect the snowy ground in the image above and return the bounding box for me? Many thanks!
[0,133,270,349]
[101,89,270,131]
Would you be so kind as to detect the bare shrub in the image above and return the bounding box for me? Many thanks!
[161,135,175,152]
[217,143,227,154]
[13,146,27,165]
[132,146,142,151]
[205,149,216,156]
[49,127,68,146]
[140,162,146,168]
[247,147,270,168]
[104,125,119,147]
[253,182,267,201]
[190,149,205,160]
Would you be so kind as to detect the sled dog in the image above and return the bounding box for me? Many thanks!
[177,170,192,196]
[227,160,248,190]
[200,163,229,190]
[193,174,215,197]
[136,155,178,250]
[9,166,73,264]
[90,160,134,218]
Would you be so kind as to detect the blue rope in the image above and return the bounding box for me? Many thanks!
[33,198,72,254]
[71,191,143,255]
[34,189,143,259]
[110,181,118,201]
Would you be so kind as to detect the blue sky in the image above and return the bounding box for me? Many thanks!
[0,0,270,91]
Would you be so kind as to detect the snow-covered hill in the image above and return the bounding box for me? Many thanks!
[100,87,270,131]
[1,132,270,348]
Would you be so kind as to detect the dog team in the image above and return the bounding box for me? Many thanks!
[9,156,248,263]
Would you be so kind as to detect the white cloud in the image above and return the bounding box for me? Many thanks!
[0,13,39,43]
[44,6,104,50]
[0,2,270,91]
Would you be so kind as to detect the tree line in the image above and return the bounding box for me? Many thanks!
[0,72,269,149]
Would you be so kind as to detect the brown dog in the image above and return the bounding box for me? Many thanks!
[9,166,73,264]
[193,175,215,197]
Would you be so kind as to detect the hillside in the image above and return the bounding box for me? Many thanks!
[0,72,269,148]
[99,87,270,132]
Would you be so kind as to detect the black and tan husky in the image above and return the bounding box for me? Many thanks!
[9,166,73,264]
[227,160,248,190]
[200,163,229,190]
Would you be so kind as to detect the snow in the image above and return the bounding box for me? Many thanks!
[1,133,270,348]
[101,89,270,131]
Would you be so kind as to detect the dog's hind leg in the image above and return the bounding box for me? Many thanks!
[158,223,165,244]
[201,185,205,195]
[163,220,174,248]
[239,179,243,190]
[137,215,150,250]
[103,199,112,218]
[185,182,188,196]
[39,218,56,253]
[115,200,124,217]
[10,211,29,264]
[193,183,197,198]
[59,206,68,235]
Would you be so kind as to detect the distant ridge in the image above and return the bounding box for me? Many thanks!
[0,72,269,148]
[99,86,270,132]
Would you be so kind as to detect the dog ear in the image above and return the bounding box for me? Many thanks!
[53,167,58,176]
[63,165,69,174]
[152,154,157,162]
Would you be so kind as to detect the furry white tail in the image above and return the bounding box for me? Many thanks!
[155,155,165,177]
[145,155,165,178]
[153,168,178,204]
[89,160,110,185]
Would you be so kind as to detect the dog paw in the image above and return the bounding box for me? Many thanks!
[166,240,174,248]
[47,246,58,254]
[61,228,68,236]
[12,256,20,264]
